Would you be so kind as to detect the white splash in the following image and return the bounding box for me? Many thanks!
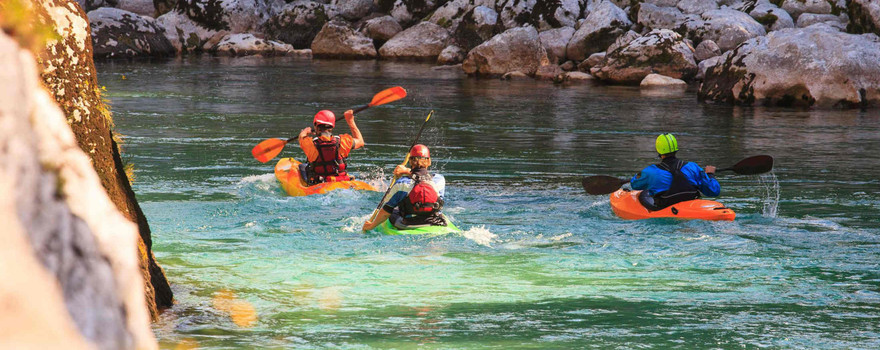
[341,213,374,233]
[461,225,498,247]
[757,172,780,218]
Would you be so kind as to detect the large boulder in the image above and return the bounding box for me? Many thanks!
[565,0,631,62]
[437,45,466,64]
[88,8,175,59]
[694,39,720,61]
[332,0,373,21]
[173,0,275,33]
[641,73,688,88]
[360,15,403,46]
[378,0,444,27]
[379,21,451,60]
[264,1,339,49]
[212,33,300,56]
[115,0,156,16]
[426,0,495,32]
[452,6,501,51]
[592,29,698,85]
[156,10,223,53]
[780,0,832,20]
[696,9,766,52]
[637,3,686,31]
[699,25,880,108]
[797,13,847,29]
[497,0,585,30]
[462,26,550,76]
[848,0,880,36]
[311,22,378,58]
[539,26,575,64]
[677,0,718,15]
[749,3,795,32]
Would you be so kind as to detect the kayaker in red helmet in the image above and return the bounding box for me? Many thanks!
[298,109,365,184]
[631,133,720,210]
[362,144,447,231]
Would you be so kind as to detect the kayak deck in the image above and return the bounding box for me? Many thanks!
[274,158,376,197]
[609,189,736,221]
[374,215,461,235]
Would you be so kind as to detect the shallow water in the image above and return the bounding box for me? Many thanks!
[97,57,880,349]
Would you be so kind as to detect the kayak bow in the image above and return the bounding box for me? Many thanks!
[610,189,736,221]
[274,158,376,196]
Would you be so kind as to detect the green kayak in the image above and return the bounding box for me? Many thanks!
[373,215,461,236]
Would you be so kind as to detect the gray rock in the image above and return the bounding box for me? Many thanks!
[605,29,639,54]
[333,0,373,20]
[173,0,275,33]
[700,24,880,108]
[497,0,585,31]
[452,5,501,51]
[77,0,115,12]
[212,33,297,57]
[565,71,595,82]
[560,60,577,71]
[311,22,377,58]
[694,39,720,61]
[115,0,155,17]
[780,0,832,20]
[426,0,494,32]
[644,0,679,7]
[578,51,606,71]
[462,26,550,76]
[535,64,565,80]
[677,0,718,15]
[698,9,766,52]
[264,1,339,49]
[437,45,466,65]
[593,29,697,85]
[539,26,575,64]
[89,8,175,58]
[640,73,688,88]
[379,21,451,60]
[155,10,223,53]
[797,13,845,28]
[696,55,722,80]
[501,71,530,80]
[565,0,632,61]
[848,0,880,37]
[749,3,795,32]
[637,3,686,31]
[360,15,403,44]
[382,0,444,27]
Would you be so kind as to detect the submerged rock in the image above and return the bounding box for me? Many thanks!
[88,7,175,58]
[699,25,880,108]
[593,29,697,85]
[462,26,549,76]
[379,22,451,60]
[311,22,377,59]
[565,0,632,62]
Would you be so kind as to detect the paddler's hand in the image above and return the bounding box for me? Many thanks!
[299,127,313,138]
[705,165,716,175]
[394,165,411,177]
[361,221,373,232]
[344,109,354,122]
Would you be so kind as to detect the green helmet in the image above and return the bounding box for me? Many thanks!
[655,133,679,155]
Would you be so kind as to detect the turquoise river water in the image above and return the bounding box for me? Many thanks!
[96,58,880,349]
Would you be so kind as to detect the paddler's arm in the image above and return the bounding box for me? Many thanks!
[344,110,365,149]
[362,210,391,231]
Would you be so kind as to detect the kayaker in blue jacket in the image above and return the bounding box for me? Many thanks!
[362,144,447,231]
[631,133,720,210]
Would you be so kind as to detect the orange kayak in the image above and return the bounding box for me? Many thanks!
[273,158,376,197]
[609,189,736,221]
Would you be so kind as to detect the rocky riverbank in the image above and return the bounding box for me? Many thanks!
[1,0,172,348]
[79,0,880,108]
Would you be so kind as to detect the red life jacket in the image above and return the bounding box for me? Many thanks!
[401,170,442,217]
[306,136,349,183]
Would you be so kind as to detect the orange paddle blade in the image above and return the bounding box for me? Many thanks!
[368,86,407,107]
[252,138,288,163]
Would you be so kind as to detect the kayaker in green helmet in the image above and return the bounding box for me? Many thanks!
[630,133,721,210]
[362,144,447,231]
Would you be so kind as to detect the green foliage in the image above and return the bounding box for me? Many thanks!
[0,0,60,53]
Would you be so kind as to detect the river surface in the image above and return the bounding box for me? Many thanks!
[96,57,880,349]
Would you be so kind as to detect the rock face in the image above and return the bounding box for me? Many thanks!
[697,9,766,52]
[565,0,631,62]
[311,22,378,59]
[264,1,338,49]
[88,8,175,58]
[462,26,550,76]
[360,15,402,46]
[539,26,574,64]
[592,29,697,85]
[3,1,159,349]
[378,21,451,60]
[700,25,880,108]
[213,33,299,56]
[33,0,173,328]
[848,0,880,36]
[749,3,795,32]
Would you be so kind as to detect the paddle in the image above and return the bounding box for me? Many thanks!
[581,155,774,195]
[367,110,434,223]
[250,86,408,163]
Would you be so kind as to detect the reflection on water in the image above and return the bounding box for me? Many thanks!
[97,57,880,348]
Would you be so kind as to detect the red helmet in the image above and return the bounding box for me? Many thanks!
[313,110,335,127]
[410,144,430,158]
